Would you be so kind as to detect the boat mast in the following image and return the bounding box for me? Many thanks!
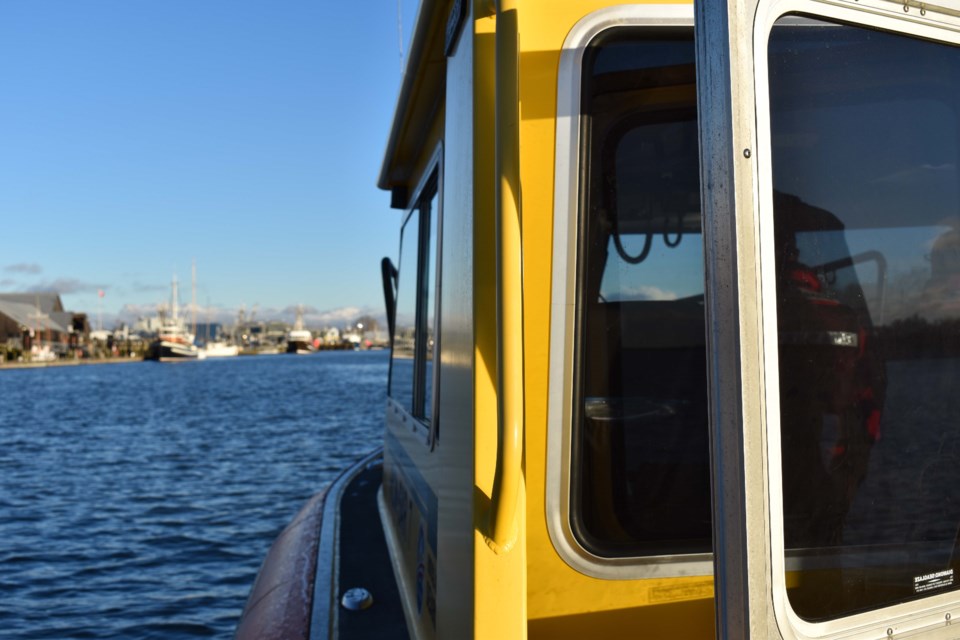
[191,259,197,338]
[171,274,179,322]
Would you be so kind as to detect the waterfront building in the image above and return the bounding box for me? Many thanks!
[0,292,89,358]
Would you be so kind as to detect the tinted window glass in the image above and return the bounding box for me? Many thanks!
[388,172,439,431]
[769,17,960,620]
[424,191,438,422]
[390,211,419,413]
[573,29,710,557]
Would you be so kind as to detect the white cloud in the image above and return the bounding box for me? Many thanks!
[873,163,956,185]
[4,263,42,274]
[613,285,679,301]
[25,278,107,295]
[110,302,386,331]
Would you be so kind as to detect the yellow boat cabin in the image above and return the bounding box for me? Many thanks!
[239,1,960,638]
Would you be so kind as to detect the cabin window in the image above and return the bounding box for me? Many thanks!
[767,16,960,620]
[571,28,710,558]
[392,209,419,414]
[389,169,440,430]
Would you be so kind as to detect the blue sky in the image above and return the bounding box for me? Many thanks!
[0,1,419,328]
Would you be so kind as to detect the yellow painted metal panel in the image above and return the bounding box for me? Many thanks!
[510,0,714,633]
[471,6,529,639]
[384,0,715,637]
[528,597,715,639]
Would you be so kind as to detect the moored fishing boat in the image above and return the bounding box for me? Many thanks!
[238,1,960,638]
[286,306,315,354]
[197,341,239,359]
[145,275,198,362]
[145,333,197,361]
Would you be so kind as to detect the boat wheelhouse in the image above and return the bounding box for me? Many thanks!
[239,1,960,638]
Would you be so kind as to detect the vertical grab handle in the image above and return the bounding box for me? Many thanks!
[381,257,398,343]
[485,0,524,555]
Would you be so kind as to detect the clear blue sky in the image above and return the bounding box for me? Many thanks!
[0,1,419,328]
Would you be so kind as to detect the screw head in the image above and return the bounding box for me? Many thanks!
[743,148,752,158]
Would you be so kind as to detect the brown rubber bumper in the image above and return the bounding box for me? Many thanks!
[235,489,328,640]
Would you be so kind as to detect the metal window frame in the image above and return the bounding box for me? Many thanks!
[753,1,960,638]
[545,3,714,580]
[388,144,444,448]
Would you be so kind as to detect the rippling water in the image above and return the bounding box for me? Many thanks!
[0,350,388,639]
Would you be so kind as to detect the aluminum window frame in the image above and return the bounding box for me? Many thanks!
[387,144,443,449]
[545,3,713,580]
[754,1,960,637]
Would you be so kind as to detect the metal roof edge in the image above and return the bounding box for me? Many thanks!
[377,0,445,192]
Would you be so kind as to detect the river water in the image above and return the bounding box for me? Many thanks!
[0,350,388,639]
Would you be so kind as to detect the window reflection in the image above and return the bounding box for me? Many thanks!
[573,30,710,557]
[388,174,439,431]
[769,17,960,620]
[390,210,419,414]
[424,192,438,422]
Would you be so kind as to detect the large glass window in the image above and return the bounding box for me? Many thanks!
[388,170,440,431]
[769,16,960,620]
[572,29,710,558]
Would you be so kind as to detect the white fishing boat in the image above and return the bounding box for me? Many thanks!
[145,275,198,362]
[198,341,239,359]
[285,306,314,354]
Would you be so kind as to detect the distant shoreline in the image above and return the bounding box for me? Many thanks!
[0,356,143,371]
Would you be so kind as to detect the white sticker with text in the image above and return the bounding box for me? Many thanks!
[914,569,954,594]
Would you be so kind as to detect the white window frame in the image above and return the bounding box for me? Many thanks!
[545,4,713,580]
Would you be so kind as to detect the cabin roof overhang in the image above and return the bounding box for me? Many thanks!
[377,0,449,202]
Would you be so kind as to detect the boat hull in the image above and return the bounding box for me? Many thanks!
[235,489,327,640]
[200,343,239,358]
[236,449,407,640]
[286,340,314,354]
[145,339,199,362]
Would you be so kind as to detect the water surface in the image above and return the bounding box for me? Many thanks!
[0,350,387,639]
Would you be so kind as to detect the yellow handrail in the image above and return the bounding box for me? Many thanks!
[485,0,524,555]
